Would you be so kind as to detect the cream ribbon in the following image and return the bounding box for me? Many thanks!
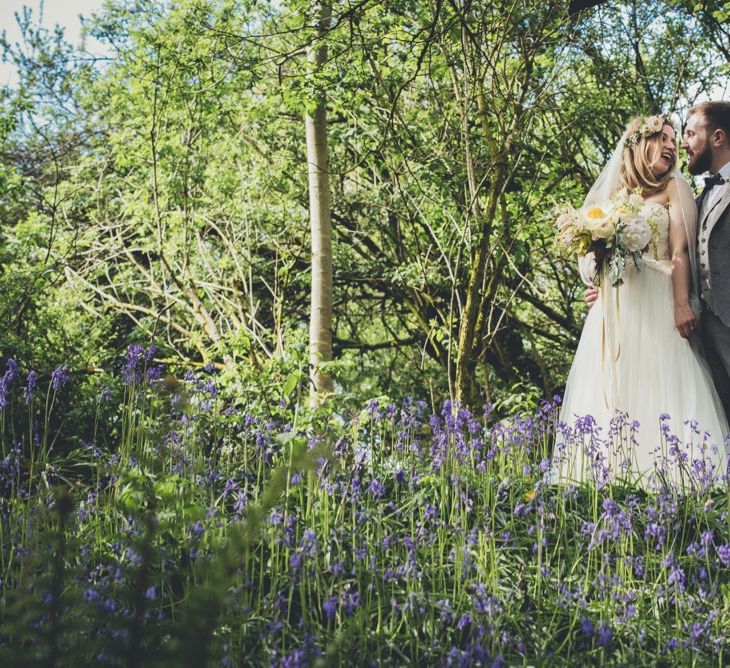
[601,275,621,410]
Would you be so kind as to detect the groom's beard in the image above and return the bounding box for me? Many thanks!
[688,141,713,175]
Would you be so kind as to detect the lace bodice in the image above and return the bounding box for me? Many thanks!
[641,202,670,261]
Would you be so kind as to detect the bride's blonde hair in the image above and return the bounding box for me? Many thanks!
[620,116,676,196]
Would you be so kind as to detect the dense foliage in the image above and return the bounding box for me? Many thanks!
[0,0,727,407]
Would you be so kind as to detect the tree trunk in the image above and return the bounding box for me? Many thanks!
[453,169,504,407]
[305,0,334,403]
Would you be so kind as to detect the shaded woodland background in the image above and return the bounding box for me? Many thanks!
[1,0,729,414]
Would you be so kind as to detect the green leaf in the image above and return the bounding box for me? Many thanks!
[282,370,301,397]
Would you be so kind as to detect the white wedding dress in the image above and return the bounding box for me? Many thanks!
[553,198,729,488]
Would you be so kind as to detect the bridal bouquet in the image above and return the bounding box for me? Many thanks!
[554,189,657,286]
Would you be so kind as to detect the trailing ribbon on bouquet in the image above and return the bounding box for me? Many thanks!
[600,277,621,410]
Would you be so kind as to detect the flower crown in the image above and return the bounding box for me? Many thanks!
[624,115,669,148]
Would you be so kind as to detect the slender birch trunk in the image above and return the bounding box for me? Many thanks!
[305,0,334,402]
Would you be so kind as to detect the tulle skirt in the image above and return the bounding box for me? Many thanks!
[552,259,729,488]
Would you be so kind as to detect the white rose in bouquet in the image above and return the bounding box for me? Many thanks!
[621,217,652,253]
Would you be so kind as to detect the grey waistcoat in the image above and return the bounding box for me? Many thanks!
[697,182,730,327]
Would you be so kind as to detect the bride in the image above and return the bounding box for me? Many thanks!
[552,115,729,488]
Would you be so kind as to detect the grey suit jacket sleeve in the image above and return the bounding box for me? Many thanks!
[710,206,730,326]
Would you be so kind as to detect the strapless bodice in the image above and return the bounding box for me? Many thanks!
[641,202,670,262]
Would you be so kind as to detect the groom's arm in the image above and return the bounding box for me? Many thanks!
[668,178,698,339]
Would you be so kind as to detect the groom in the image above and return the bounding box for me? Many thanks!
[584,101,730,421]
[684,101,730,422]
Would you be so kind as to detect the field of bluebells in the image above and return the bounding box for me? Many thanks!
[3,348,730,666]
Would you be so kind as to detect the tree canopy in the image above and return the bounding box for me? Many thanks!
[1,0,728,411]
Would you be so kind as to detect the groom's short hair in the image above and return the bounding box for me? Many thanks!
[688,101,730,141]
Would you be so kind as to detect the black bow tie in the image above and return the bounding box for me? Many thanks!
[704,172,725,189]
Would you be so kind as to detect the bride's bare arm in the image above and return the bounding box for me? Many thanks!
[667,178,697,339]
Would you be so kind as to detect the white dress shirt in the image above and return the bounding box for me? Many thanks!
[706,160,730,208]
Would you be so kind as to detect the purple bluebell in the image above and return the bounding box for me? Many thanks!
[367,478,386,499]
[1,359,19,408]
[50,365,70,391]
[341,590,360,617]
[102,598,118,614]
[289,552,303,571]
[597,622,612,648]
[84,588,100,602]
[456,613,472,630]
[122,345,145,384]
[188,522,205,541]
[322,596,337,621]
[22,371,37,404]
[716,544,730,566]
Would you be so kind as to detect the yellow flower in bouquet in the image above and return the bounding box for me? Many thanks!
[580,204,617,240]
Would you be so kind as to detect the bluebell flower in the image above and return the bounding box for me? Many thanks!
[51,365,70,391]
[126,547,143,566]
[322,596,337,621]
[301,529,317,556]
[644,522,666,548]
[266,620,285,636]
[102,598,118,614]
[456,613,472,630]
[367,478,386,499]
[341,590,360,617]
[597,622,612,648]
[122,345,145,383]
[5,358,19,381]
[233,492,246,517]
[1,359,20,408]
[84,588,100,602]
[667,564,685,595]
[289,552,303,571]
[716,544,730,566]
[22,371,37,404]
[602,497,618,516]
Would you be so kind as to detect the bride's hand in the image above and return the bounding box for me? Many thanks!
[584,285,598,308]
[675,303,697,339]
